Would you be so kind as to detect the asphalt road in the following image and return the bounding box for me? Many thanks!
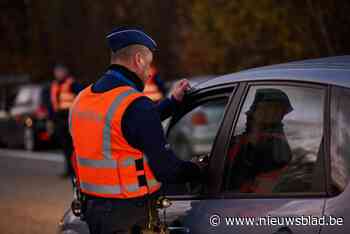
[0,149,72,234]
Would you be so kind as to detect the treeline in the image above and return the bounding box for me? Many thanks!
[1,0,350,83]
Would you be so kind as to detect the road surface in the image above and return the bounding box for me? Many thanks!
[0,149,72,234]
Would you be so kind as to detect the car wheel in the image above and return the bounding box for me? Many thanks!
[24,127,35,151]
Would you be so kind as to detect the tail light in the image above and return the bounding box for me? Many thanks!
[14,115,23,123]
[35,105,48,119]
[191,111,208,126]
[38,132,50,141]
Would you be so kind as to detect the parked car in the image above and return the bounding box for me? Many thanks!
[0,84,55,151]
[59,55,350,234]
[0,76,29,147]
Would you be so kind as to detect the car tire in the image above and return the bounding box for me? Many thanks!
[24,127,35,151]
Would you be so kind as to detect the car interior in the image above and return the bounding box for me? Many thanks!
[224,85,326,196]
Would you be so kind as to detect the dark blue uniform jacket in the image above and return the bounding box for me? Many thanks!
[91,65,200,184]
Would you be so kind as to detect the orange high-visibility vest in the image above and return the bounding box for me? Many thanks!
[69,85,161,199]
[51,77,76,111]
[144,77,163,102]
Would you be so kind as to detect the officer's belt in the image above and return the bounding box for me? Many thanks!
[84,190,160,204]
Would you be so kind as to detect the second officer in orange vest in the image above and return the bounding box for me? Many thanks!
[69,26,205,234]
[50,63,82,177]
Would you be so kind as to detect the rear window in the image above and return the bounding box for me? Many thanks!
[224,84,326,195]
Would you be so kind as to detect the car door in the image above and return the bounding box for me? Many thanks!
[160,81,328,234]
[158,84,237,233]
[321,85,350,234]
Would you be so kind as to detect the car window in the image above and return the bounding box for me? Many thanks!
[224,85,326,194]
[168,98,229,161]
[164,96,230,196]
[330,86,350,195]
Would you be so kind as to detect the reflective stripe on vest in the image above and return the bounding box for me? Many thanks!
[77,155,141,194]
[71,86,161,198]
[102,89,135,160]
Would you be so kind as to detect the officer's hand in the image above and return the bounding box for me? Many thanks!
[171,79,191,102]
[191,155,209,171]
[193,161,208,172]
[188,156,209,194]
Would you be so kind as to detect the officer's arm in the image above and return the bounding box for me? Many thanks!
[154,74,167,95]
[71,81,84,94]
[155,96,180,121]
[121,97,200,184]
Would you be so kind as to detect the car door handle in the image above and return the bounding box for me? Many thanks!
[167,226,190,233]
[273,226,293,234]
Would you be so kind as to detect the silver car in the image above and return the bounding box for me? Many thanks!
[60,55,350,234]
[0,84,54,151]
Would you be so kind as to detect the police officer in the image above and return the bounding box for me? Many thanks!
[50,64,82,177]
[69,26,206,234]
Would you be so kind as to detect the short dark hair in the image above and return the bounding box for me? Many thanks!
[111,45,149,62]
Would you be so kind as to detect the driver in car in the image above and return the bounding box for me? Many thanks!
[227,88,294,193]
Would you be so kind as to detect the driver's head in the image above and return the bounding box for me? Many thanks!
[246,88,293,128]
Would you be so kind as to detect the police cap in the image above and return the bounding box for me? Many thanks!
[106,26,157,52]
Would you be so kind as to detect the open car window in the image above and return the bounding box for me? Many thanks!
[164,95,231,195]
[167,98,229,161]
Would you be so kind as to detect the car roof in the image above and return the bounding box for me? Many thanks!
[169,75,214,85]
[195,55,350,90]
[166,75,214,93]
[186,75,215,85]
